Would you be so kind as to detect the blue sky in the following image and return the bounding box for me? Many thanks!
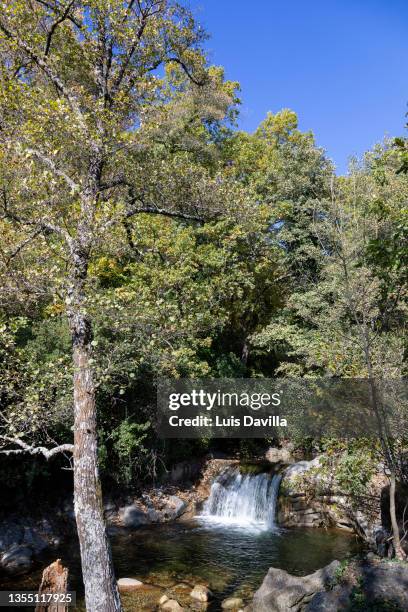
[188,0,408,174]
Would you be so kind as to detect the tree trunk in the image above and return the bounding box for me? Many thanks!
[72,337,123,611]
[36,559,68,612]
[389,471,406,561]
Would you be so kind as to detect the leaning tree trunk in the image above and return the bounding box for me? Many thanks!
[68,240,123,611]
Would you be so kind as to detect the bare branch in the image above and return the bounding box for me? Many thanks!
[43,1,77,56]
[0,435,74,459]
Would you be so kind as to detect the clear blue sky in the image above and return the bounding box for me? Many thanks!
[188,0,408,174]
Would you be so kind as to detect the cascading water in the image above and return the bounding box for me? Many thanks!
[200,468,282,530]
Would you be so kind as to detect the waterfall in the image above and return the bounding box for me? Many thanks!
[200,468,282,529]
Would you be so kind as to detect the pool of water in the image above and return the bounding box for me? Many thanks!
[1,519,363,611]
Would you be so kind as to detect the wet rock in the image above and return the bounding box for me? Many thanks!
[1,545,33,575]
[190,584,213,602]
[161,599,184,611]
[222,597,244,609]
[117,577,143,590]
[252,560,340,612]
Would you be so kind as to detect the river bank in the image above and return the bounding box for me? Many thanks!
[1,450,407,610]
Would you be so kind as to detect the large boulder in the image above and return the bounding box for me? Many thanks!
[147,495,187,523]
[120,504,150,528]
[305,585,354,611]
[251,560,340,612]
[117,493,187,527]
[361,560,408,609]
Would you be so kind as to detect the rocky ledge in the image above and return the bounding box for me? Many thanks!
[108,457,238,529]
[248,557,408,612]
[277,457,389,551]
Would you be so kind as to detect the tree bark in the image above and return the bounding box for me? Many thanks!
[389,471,407,561]
[36,559,68,612]
[72,335,122,611]
[68,239,122,612]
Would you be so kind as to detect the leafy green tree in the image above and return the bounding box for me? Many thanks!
[0,1,237,608]
[222,110,332,286]
[252,154,408,558]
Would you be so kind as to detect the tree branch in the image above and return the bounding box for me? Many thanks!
[43,0,77,56]
[25,148,80,192]
[125,204,205,222]
[0,436,74,459]
[167,57,207,87]
[0,18,90,138]
[1,187,74,247]
[6,228,43,263]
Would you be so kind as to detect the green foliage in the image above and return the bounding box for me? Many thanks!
[0,0,406,495]
[100,420,151,487]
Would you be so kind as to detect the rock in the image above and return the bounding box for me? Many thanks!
[159,595,169,605]
[222,597,244,609]
[190,584,213,602]
[362,561,408,609]
[284,457,323,479]
[120,504,150,528]
[265,447,292,463]
[1,545,33,574]
[118,494,187,527]
[148,495,187,522]
[251,560,340,612]
[166,495,187,519]
[305,585,354,611]
[117,577,143,590]
[161,599,184,611]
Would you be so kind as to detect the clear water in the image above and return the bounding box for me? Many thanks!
[0,471,362,610]
[1,520,362,611]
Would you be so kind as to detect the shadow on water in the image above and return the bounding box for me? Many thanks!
[0,520,363,611]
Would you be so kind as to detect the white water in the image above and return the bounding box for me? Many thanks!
[200,468,282,531]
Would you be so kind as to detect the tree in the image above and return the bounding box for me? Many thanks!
[0,2,237,609]
[222,110,332,287]
[252,151,408,558]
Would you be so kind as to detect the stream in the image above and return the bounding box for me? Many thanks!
[0,470,363,610]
